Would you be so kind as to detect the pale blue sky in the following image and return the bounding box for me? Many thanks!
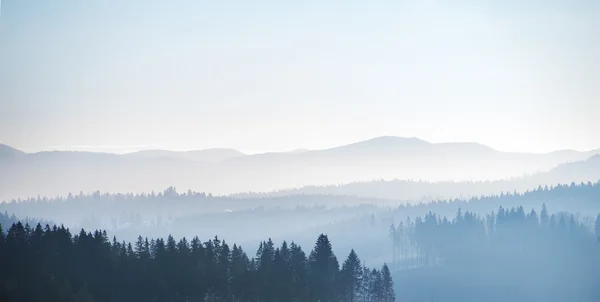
[1,0,599,153]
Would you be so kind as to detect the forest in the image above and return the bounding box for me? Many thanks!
[388,206,600,301]
[2,0,599,301]
[0,221,394,302]
[2,183,600,301]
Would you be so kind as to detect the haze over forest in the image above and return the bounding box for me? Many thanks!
[1,0,599,301]
[1,137,599,201]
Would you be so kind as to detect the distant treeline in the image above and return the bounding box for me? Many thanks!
[387,181,600,221]
[0,186,386,228]
[3,182,600,230]
[0,211,52,231]
[231,156,600,200]
[0,222,394,302]
[387,205,600,302]
[4,181,599,210]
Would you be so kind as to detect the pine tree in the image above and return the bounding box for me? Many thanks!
[273,242,293,301]
[540,204,549,225]
[134,235,145,258]
[257,239,275,301]
[309,234,339,302]
[190,236,207,301]
[230,244,249,301]
[381,263,395,302]
[0,221,385,302]
[290,242,309,301]
[0,223,5,245]
[166,235,177,254]
[359,265,372,302]
[126,242,134,258]
[370,268,383,302]
[341,249,362,302]
[216,240,230,300]
[143,238,150,259]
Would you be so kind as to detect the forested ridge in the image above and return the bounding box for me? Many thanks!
[388,205,600,301]
[0,222,394,302]
[3,182,600,246]
[0,211,52,231]
[3,183,600,301]
[3,0,598,301]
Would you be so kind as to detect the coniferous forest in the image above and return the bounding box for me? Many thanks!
[2,183,600,301]
[2,0,599,301]
[0,221,394,302]
[388,206,600,301]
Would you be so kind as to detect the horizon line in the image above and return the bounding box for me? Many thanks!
[2,135,599,155]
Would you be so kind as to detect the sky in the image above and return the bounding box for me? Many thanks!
[0,0,599,154]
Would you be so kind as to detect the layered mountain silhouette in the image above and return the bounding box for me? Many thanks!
[0,144,26,157]
[0,137,598,201]
[235,155,600,201]
[125,148,246,163]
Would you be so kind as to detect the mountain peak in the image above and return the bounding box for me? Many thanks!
[0,144,26,157]
[434,141,497,153]
[368,136,428,143]
[338,136,430,149]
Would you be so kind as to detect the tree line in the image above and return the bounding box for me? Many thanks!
[0,221,394,302]
[0,186,383,229]
[386,181,600,231]
[388,205,600,301]
[0,210,51,232]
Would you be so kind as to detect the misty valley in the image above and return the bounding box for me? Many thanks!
[1,141,600,301]
[2,0,599,301]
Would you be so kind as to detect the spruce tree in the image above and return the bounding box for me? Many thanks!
[341,249,362,302]
[309,234,339,302]
[381,263,395,302]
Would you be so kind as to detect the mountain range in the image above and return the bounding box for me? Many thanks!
[233,154,600,201]
[1,136,598,201]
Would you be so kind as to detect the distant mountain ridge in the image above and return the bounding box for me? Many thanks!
[232,154,600,201]
[2,137,596,159]
[326,136,495,152]
[125,148,246,163]
[0,137,598,201]
[0,144,26,157]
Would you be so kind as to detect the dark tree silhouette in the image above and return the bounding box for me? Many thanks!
[340,249,362,302]
[308,234,339,302]
[0,223,391,302]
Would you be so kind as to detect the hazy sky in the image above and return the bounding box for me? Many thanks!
[1,0,599,154]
